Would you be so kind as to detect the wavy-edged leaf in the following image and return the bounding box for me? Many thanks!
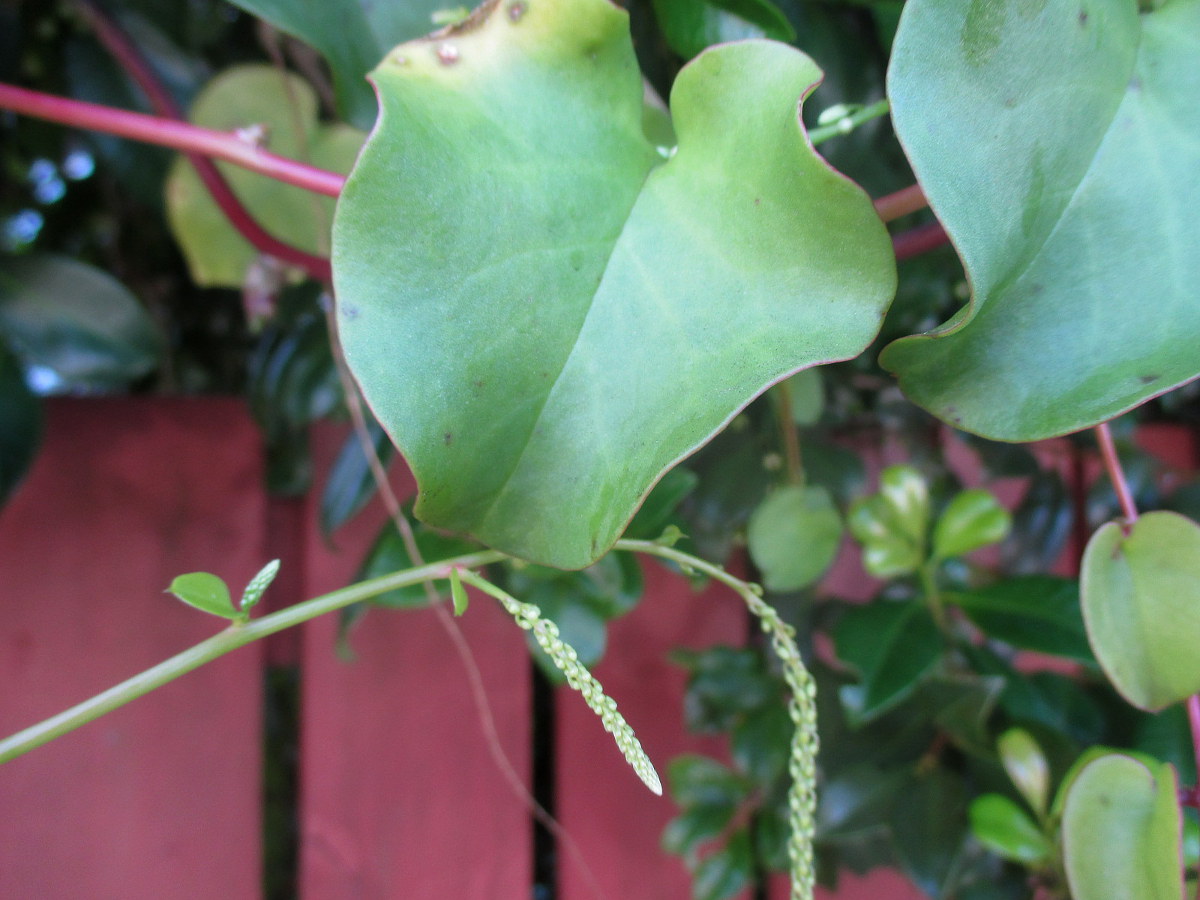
[333,0,895,568]
[1062,754,1183,900]
[1081,511,1200,711]
[883,0,1200,440]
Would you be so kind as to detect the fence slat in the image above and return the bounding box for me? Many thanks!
[557,560,747,899]
[0,398,265,900]
[297,427,532,898]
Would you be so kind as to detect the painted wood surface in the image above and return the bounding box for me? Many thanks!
[0,398,266,899]
[296,426,533,898]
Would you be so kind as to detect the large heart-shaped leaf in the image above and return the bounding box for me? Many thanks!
[333,0,895,568]
[1081,511,1200,711]
[225,0,450,127]
[882,0,1200,440]
[166,66,363,287]
[1062,754,1182,900]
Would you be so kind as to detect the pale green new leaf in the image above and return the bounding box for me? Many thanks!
[1062,754,1183,900]
[333,0,895,568]
[883,0,1200,440]
[1081,511,1200,711]
[165,66,363,287]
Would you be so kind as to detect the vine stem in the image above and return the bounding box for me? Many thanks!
[1094,421,1138,524]
[0,83,346,199]
[893,220,950,260]
[615,538,818,900]
[808,98,890,146]
[0,549,505,765]
[874,183,928,223]
[73,0,333,281]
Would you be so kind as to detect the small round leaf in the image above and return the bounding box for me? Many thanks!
[747,485,843,592]
[1081,511,1200,711]
[932,488,1011,560]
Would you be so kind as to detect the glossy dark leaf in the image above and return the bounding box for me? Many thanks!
[652,0,796,59]
[667,754,749,809]
[676,645,779,733]
[662,802,738,864]
[951,575,1094,664]
[692,828,754,900]
[224,0,449,127]
[834,599,941,723]
[0,345,41,508]
[731,702,792,782]
[319,418,395,536]
[622,465,698,540]
[889,768,969,898]
[1000,470,1073,574]
[357,514,480,608]
[0,254,161,393]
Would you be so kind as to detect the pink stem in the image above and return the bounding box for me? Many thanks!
[75,1,335,282]
[1189,697,1200,800]
[1094,421,1138,524]
[0,83,345,201]
[874,183,928,223]
[893,221,950,260]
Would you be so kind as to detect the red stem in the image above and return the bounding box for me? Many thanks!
[874,184,928,223]
[0,84,345,199]
[0,82,338,280]
[76,2,336,283]
[1188,697,1200,797]
[1094,421,1138,524]
[893,221,950,261]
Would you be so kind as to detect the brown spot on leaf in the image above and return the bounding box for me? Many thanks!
[1140,374,1160,384]
[444,432,453,445]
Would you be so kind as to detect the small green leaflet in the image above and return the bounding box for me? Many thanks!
[167,572,238,620]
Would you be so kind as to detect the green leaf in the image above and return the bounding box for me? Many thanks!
[950,575,1095,664]
[622,465,698,540]
[0,254,161,392]
[167,572,239,619]
[0,344,41,507]
[834,599,942,723]
[1081,511,1200,711]
[358,515,480,608]
[747,484,843,592]
[997,728,1049,817]
[675,646,778,733]
[692,828,753,900]
[731,703,792,782]
[166,65,363,287]
[932,488,1011,560]
[667,754,748,808]
[783,367,824,426]
[449,567,469,616]
[651,0,796,60]
[883,0,1200,440]
[969,793,1053,865]
[319,418,395,536]
[240,559,280,613]
[1062,754,1183,900]
[662,803,738,864]
[224,0,448,127]
[332,1,895,569]
[890,768,969,898]
[847,465,930,577]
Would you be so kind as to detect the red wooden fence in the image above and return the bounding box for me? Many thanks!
[0,399,927,898]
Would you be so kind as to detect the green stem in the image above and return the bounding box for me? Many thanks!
[615,539,819,900]
[772,380,805,486]
[808,98,890,146]
[0,549,505,764]
[919,559,946,632]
